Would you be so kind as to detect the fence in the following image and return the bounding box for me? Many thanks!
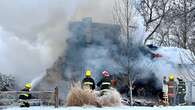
[0,86,59,108]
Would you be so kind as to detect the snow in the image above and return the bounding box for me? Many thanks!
[152,47,194,64]
[3,106,195,110]
[146,46,195,81]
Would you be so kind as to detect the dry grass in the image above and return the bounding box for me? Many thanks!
[65,83,122,107]
[66,83,100,106]
[98,89,122,106]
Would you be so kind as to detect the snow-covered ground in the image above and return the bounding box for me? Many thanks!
[3,106,195,110]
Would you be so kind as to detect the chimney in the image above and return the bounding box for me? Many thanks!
[82,17,92,45]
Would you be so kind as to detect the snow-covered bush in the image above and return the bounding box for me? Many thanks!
[0,73,17,91]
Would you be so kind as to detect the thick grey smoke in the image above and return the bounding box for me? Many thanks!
[63,27,124,81]
[0,0,74,86]
[62,17,146,82]
[72,0,115,23]
[0,0,116,87]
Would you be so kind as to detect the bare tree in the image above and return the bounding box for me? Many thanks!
[137,0,172,44]
[113,0,138,105]
[162,0,195,49]
[0,73,16,91]
[139,0,195,50]
[137,0,195,85]
[177,2,194,81]
[178,50,195,81]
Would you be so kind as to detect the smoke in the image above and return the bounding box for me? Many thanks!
[72,0,115,23]
[0,27,52,85]
[0,0,70,86]
[1,0,174,91]
[0,0,186,98]
[61,0,147,81]
[0,0,118,87]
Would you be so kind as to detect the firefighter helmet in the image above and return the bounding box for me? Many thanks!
[169,75,174,81]
[25,82,31,89]
[102,70,110,77]
[85,69,91,77]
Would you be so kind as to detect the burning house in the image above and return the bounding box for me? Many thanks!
[34,17,123,98]
[35,18,158,94]
[33,17,195,105]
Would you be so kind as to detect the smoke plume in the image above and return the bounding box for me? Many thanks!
[0,0,117,87]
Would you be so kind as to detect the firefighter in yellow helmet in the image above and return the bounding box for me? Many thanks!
[81,69,95,90]
[167,74,177,106]
[19,82,32,107]
[169,75,174,81]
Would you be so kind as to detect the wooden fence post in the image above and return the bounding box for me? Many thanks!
[54,86,59,108]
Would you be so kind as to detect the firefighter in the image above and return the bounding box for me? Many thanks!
[162,76,168,105]
[167,75,177,106]
[97,71,111,96]
[19,82,32,107]
[81,69,95,90]
[177,77,186,105]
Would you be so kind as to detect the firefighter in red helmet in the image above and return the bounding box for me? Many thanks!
[97,70,111,96]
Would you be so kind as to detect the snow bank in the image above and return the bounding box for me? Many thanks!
[145,46,195,81]
[152,47,194,64]
[4,106,195,110]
